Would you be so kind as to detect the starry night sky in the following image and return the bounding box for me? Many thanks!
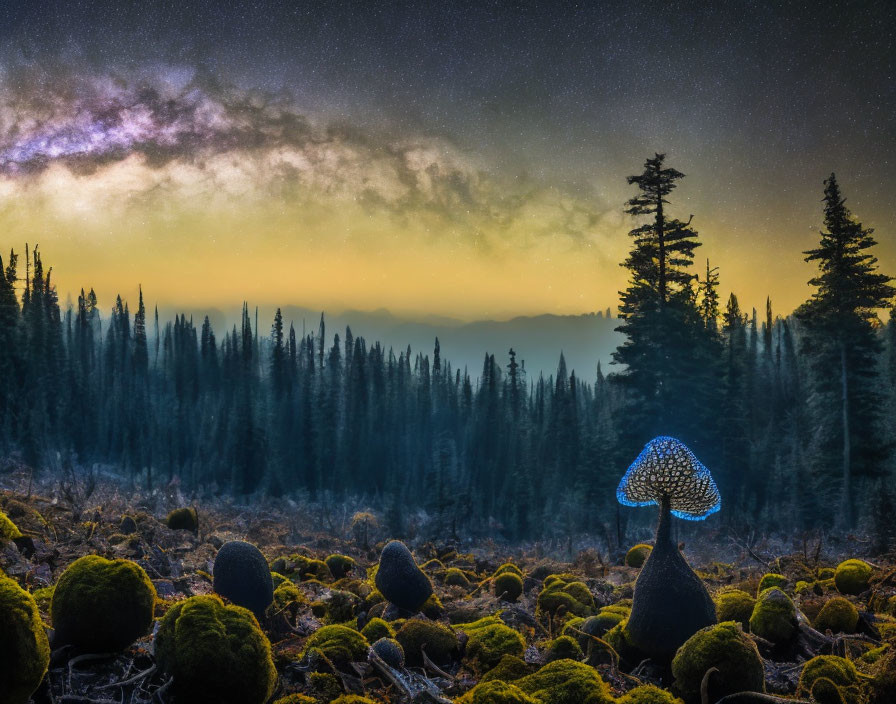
[0,1,893,318]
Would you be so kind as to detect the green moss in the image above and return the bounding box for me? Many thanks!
[155,594,277,704]
[331,696,380,704]
[466,623,527,670]
[301,624,369,665]
[494,563,523,578]
[537,575,593,617]
[819,567,836,580]
[361,617,395,642]
[52,555,155,651]
[421,558,446,572]
[516,659,613,704]
[166,506,198,531]
[671,621,764,703]
[273,582,306,610]
[814,596,860,634]
[0,509,23,542]
[326,589,360,623]
[625,544,652,568]
[446,567,472,588]
[871,647,896,704]
[495,572,524,602]
[835,559,873,595]
[757,573,788,593]
[0,574,50,704]
[798,655,863,704]
[544,635,583,663]
[748,588,797,643]
[714,589,755,629]
[325,554,356,580]
[273,695,316,704]
[308,672,342,702]
[273,554,334,582]
[457,680,540,704]
[31,584,54,613]
[604,620,645,665]
[395,618,459,666]
[271,571,290,588]
[617,684,684,704]
[421,592,444,618]
[480,654,534,682]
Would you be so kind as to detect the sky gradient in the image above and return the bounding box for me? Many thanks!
[1,1,894,320]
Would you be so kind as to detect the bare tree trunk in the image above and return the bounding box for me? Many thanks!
[840,342,852,527]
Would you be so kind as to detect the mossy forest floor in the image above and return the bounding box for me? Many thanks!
[2,466,895,704]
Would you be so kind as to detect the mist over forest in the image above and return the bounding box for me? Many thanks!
[1,156,894,548]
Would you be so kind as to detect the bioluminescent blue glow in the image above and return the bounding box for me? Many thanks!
[617,436,721,520]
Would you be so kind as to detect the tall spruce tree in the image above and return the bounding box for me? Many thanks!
[795,174,895,526]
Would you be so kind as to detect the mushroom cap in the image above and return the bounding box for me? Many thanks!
[617,436,721,520]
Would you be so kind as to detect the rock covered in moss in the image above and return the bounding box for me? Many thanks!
[536,575,594,617]
[155,594,277,704]
[671,621,764,703]
[516,659,613,704]
[0,509,22,542]
[757,573,787,593]
[617,684,684,704]
[544,634,583,663]
[375,540,433,613]
[395,618,459,666]
[814,596,859,633]
[213,540,274,619]
[494,563,523,578]
[446,567,472,588]
[51,555,155,651]
[330,696,380,704]
[0,574,50,704]
[798,655,864,704]
[480,654,534,682]
[457,679,540,704]
[748,588,797,643]
[870,647,896,704]
[495,571,524,602]
[370,636,405,668]
[361,616,395,642]
[325,554,356,579]
[271,553,333,582]
[464,621,527,670]
[835,559,873,595]
[273,695,316,704]
[714,589,756,629]
[302,624,369,665]
[625,544,653,568]
[166,506,199,531]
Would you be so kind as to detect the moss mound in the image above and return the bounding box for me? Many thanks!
[757,573,788,593]
[835,559,873,595]
[271,554,333,582]
[618,684,684,704]
[748,587,797,643]
[273,695,316,704]
[325,554,356,579]
[465,622,527,670]
[155,594,277,704]
[370,636,405,668]
[516,659,613,704]
[494,563,523,578]
[395,618,459,666]
[714,589,756,629]
[301,624,369,665]
[331,696,379,704]
[0,510,23,542]
[480,654,534,682]
[361,616,395,642]
[52,555,155,651]
[166,506,199,531]
[273,581,305,610]
[495,571,524,602]
[213,540,274,619]
[870,647,896,704]
[798,655,864,704]
[544,634,583,663]
[814,596,859,633]
[0,574,50,704]
[446,567,472,588]
[671,621,764,703]
[625,544,652,568]
[375,540,433,613]
[537,575,594,617]
[326,589,360,623]
[457,680,539,704]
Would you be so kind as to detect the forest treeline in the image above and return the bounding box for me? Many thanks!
[0,156,894,542]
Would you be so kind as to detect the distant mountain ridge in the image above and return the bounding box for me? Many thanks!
[154,305,624,382]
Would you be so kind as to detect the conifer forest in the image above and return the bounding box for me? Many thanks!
[3,4,896,704]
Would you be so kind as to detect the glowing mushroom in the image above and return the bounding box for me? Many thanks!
[616,436,720,659]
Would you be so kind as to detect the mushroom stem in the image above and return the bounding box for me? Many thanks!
[656,494,673,548]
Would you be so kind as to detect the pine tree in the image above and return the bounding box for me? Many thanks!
[795,174,895,526]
